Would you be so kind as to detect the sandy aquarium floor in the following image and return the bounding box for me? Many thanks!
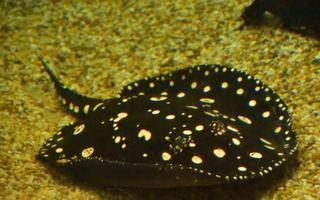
[0,0,319,199]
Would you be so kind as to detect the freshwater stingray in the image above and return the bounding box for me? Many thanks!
[38,60,297,187]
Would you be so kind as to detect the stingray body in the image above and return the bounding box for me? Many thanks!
[38,60,297,188]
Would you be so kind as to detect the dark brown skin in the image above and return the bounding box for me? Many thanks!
[242,0,320,35]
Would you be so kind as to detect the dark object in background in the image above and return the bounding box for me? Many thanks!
[242,0,320,35]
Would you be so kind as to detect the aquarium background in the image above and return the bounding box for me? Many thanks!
[0,0,319,199]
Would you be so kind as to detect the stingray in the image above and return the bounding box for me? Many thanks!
[38,59,297,188]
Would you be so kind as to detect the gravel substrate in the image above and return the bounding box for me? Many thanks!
[0,0,319,199]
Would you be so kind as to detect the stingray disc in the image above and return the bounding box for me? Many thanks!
[38,62,297,188]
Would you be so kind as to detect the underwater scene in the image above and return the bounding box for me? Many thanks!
[0,0,319,199]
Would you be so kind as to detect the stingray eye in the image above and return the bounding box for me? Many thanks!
[39,63,297,188]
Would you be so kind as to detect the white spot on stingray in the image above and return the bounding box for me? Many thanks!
[189,142,196,147]
[262,111,270,118]
[195,125,204,131]
[169,81,174,86]
[74,106,79,113]
[213,148,226,158]
[185,105,198,109]
[191,82,197,89]
[221,82,229,88]
[149,82,155,88]
[250,152,263,159]
[162,152,171,161]
[274,126,282,133]
[265,96,271,102]
[260,137,272,145]
[248,100,257,107]
[238,115,252,124]
[200,98,215,104]
[73,124,85,135]
[177,92,185,98]
[205,111,218,118]
[232,138,241,146]
[203,86,211,93]
[237,77,243,82]
[83,104,90,114]
[138,129,152,141]
[93,102,104,111]
[114,112,128,122]
[114,136,121,143]
[150,96,167,101]
[82,147,94,158]
[191,155,203,164]
[183,130,192,135]
[55,148,63,153]
[227,125,239,133]
[264,145,276,150]
[166,114,175,120]
[143,153,148,158]
[69,103,74,110]
[204,70,210,76]
[151,110,160,115]
[161,91,168,96]
[236,88,244,95]
[238,166,247,172]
